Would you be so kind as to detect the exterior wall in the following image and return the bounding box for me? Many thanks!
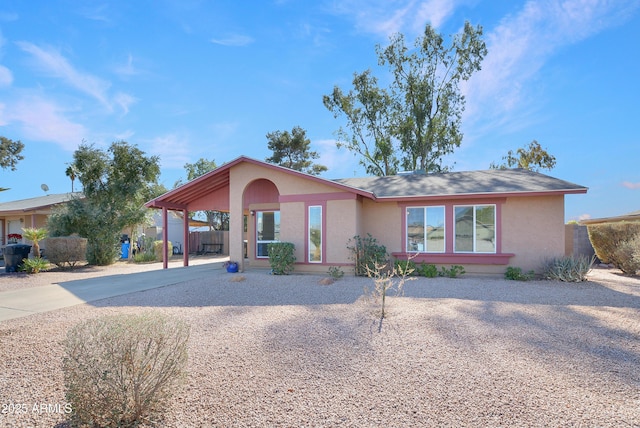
[360,199,403,252]
[502,195,565,272]
[565,224,595,259]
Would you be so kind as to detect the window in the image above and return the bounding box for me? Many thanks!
[256,211,280,258]
[454,205,495,253]
[308,205,322,263]
[406,206,445,252]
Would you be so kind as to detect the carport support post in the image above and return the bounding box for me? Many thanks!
[229,181,244,271]
[162,207,169,269]
[182,208,189,266]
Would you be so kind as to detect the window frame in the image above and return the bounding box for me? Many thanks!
[405,206,446,253]
[453,204,496,254]
[308,205,323,263]
[256,210,280,258]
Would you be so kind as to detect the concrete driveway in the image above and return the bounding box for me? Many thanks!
[0,261,223,322]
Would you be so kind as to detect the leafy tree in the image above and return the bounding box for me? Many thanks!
[175,158,229,231]
[490,140,557,172]
[324,22,486,175]
[48,142,160,265]
[0,136,24,171]
[265,126,328,176]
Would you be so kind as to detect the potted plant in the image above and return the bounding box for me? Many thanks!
[223,261,239,273]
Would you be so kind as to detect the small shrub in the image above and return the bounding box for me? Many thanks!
[267,242,296,275]
[394,259,417,276]
[439,265,466,278]
[505,266,536,281]
[542,255,594,282]
[43,236,88,269]
[613,235,640,276]
[153,240,173,262]
[416,263,438,278]
[18,257,50,274]
[365,260,415,323]
[62,312,190,427]
[328,266,344,279]
[133,252,157,263]
[347,234,388,277]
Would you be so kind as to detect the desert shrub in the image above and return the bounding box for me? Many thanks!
[133,252,157,263]
[328,266,344,279]
[19,257,50,274]
[267,242,296,275]
[615,235,640,275]
[588,222,640,274]
[347,234,388,277]
[365,260,415,324]
[153,240,173,262]
[416,263,438,278]
[505,266,536,281]
[43,236,87,269]
[542,255,594,282]
[394,259,417,276]
[440,265,466,278]
[62,312,190,427]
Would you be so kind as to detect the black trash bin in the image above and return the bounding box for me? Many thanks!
[4,244,32,273]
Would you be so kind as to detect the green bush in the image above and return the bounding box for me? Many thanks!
[394,259,417,276]
[328,266,344,279]
[153,240,173,262]
[347,234,388,277]
[133,252,157,263]
[267,242,296,275]
[43,236,88,269]
[440,265,466,278]
[416,263,438,278]
[542,255,594,282]
[588,222,640,274]
[18,257,50,274]
[62,312,190,427]
[505,266,536,281]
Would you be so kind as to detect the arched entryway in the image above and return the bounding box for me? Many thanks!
[242,179,280,268]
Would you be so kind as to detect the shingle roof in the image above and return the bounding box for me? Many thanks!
[333,168,587,199]
[0,192,82,213]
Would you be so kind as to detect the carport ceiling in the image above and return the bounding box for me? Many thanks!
[147,169,229,210]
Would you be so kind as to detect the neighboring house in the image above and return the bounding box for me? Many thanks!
[579,210,640,225]
[146,156,588,274]
[0,193,82,254]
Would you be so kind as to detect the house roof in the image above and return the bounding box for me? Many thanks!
[0,192,83,215]
[580,209,640,225]
[334,168,587,200]
[146,156,587,211]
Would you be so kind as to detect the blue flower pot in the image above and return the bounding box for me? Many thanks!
[226,262,238,273]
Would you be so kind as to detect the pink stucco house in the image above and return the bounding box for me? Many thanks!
[146,156,587,274]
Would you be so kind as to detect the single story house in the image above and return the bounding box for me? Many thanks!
[146,156,587,274]
[0,192,82,252]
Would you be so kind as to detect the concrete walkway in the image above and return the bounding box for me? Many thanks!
[0,261,223,322]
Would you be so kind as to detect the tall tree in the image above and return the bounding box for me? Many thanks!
[490,140,557,172]
[65,163,79,192]
[324,22,486,175]
[47,141,160,265]
[265,126,328,176]
[0,136,24,171]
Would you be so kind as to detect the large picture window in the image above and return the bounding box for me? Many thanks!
[256,211,280,258]
[406,206,445,252]
[308,205,322,263]
[454,205,495,253]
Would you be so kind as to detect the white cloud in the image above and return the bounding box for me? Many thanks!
[113,92,137,115]
[315,138,365,178]
[145,134,192,169]
[16,41,135,114]
[0,65,12,87]
[210,34,254,47]
[463,0,639,129]
[6,94,85,150]
[622,181,640,189]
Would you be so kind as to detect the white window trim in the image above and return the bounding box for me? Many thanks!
[308,205,322,263]
[406,206,446,253]
[453,204,496,254]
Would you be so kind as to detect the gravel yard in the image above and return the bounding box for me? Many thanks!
[0,264,639,427]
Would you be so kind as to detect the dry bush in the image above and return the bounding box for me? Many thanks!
[588,223,640,275]
[153,240,173,262]
[62,312,190,427]
[43,236,87,269]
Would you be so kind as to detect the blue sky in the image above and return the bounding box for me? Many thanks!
[0,0,638,221]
